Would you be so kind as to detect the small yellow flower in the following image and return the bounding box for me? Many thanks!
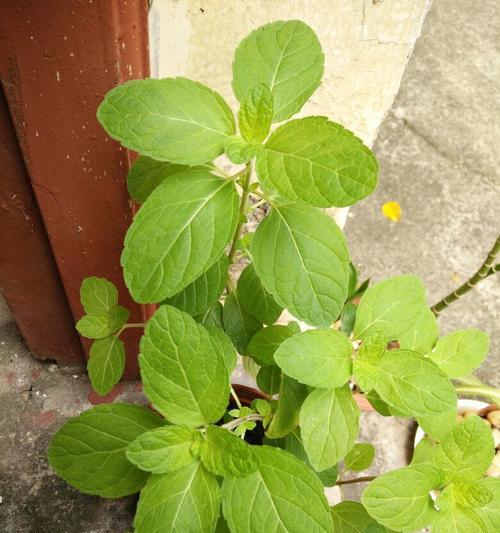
[382,201,402,222]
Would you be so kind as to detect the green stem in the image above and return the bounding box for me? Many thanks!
[431,235,500,315]
[221,414,263,431]
[454,384,500,406]
[336,476,376,486]
[116,322,146,336]
[227,162,252,266]
[230,386,242,410]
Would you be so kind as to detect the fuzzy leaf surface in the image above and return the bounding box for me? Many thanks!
[238,83,273,142]
[398,308,439,354]
[476,478,500,532]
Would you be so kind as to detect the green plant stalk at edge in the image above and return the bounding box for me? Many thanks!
[454,384,500,407]
[431,235,500,315]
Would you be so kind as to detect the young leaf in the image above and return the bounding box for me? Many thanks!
[80,276,118,315]
[439,481,493,509]
[344,443,375,472]
[122,170,238,303]
[223,291,262,354]
[432,508,487,533]
[247,324,293,366]
[163,255,228,317]
[330,501,390,533]
[256,116,378,208]
[238,83,273,142]
[126,156,194,204]
[232,20,324,122]
[87,336,125,396]
[374,349,457,416]
[76,305,129,339]
[411,437,437,465]
[206,326,238,375]
[353,275,427,340]
[274,329,353,388]
[426,329,490,378]
[222,446,333,533]
[431,415,494,483]
[195,301,224,329]
[362,464,443,531]
[237,263,283,325]
[300,385,360,471]
[200,426,258,478]
[398,308,439,354]
[134,462,221,533]
[139,306,230,426]
[224,136,259,164]
[256,365,282,396]
[48,404,163,497]
[126,426,200,474]
[476,478,500,531]
[251,204,350,326]
[265,375,308,439]
[97,77,235,165]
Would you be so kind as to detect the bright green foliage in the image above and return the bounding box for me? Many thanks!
[222,446,333,532]
[195,301,224,329]
[134,462,221,533]
[232,20,324,122]
[224,136,260,164]
[300,386,360,471]
[362,463,442,531]
[256,116,378,208]
[122,170,238,303]
[237,263,283,325]
[398,307,439,354]
[427,329,490,378]
[97,77,235,164]
[431,415,494,483]
[206,326,238,375]
[274,329,353,388]
[476,478,500,531]
[223,292,262,354]
[353,331,387,391]
[432,507,487,533]
[76,305,129,339]
[416,405,458,440]
[256,365,282,395]
[411,437,437,465]
[126,156,194,203]
[126,426,201,474]
[201,426,258,478]
[163,255,228,317]
[238,83,273,142]
[80,276,118,315]
[139,306,230,426]
[247,324,293,365]
[330,501,390,533]
[353,275,427,340]
[48,404,163,497]
[87,336,125,396]
[252,204,350,326]
[344,443,375,472]
[438,481,493,510]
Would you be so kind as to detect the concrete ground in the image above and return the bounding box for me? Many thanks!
[1,0,499,530]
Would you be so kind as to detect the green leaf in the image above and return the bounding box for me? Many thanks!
[238,83,273,142]
[134,462,221,533]
[48,403,163,497]
[476,478,500,531]
[195,301,224,329]
[431,415,494,483]
[126,156,196,204]
[340,301,357,336]
[126,426,200,474]
[362,464,443,531]
[222,446,333,533]
[251,204,350,326]
[426,329,490,378]
[353,331,387,392]
[224,135,259,164]
[353,275,427,340]
[80,276,118,315]
[87,336,125,396]
[97,77,235,165]
[122,170,239,303]
[223,292,262,354]
[256,365,282,395]
[237,263,283,325]
[373,349,457,416]
[344,443,375,472]
[411,436,437,465]
[330,501,390,533]
[416,404,458,440]
[432,508,487,533]
[76,305,129,339]
[300,385,360,471]
[139,305,230,426]
[201,426,258,478]
[232,20,324,123]
[439,481,493,509]
[398,308,439,354]
[274,329,353,388]
[207,326,238,375]
[348,263,359,299]
[364,390,392,417]
[256,116,378,208]
[163,255,228,317]
[248,325,293,366]
[266,375,308,439]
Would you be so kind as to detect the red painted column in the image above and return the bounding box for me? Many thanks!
[0,0,151,378]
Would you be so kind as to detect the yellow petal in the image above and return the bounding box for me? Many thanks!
[382,201,402,222]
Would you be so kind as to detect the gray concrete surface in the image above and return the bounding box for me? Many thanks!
[1,0,499,530]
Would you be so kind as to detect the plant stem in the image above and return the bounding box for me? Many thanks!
[431,235,500,315]
[227,162,252,266]
[230,386,242,410]
[221,414,263,431]
[454,384,500,406]
[116,322,146,336]
[336,476,376,486]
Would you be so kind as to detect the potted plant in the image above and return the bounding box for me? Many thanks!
[47,20,500,532]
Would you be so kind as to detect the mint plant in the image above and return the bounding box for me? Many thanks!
[48,20,500,532]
